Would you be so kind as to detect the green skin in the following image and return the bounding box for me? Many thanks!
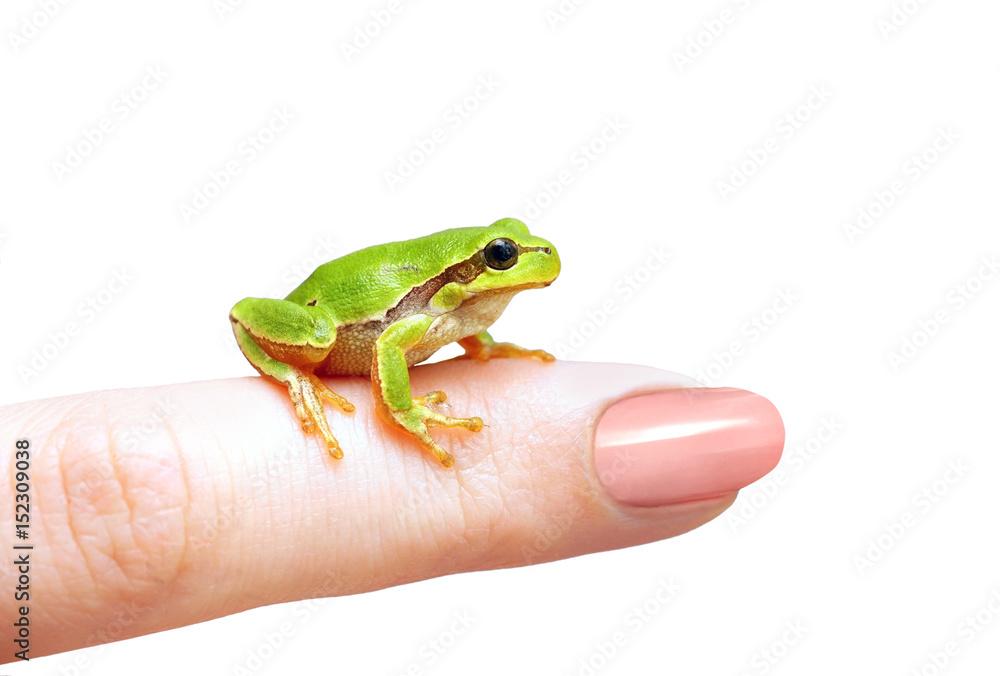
[230,218,560,467]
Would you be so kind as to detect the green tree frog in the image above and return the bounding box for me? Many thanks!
[230,218,560,467]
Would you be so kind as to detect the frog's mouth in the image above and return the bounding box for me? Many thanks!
[479,279,553,295]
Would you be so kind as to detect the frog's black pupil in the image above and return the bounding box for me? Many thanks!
[484,238,518,270]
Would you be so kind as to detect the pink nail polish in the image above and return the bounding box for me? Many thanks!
[594,388,784,507]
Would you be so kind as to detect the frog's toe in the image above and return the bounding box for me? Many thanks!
[455,351,491,362]
[310,375,356,413]
[309,405,345,460]
[408,424,456,468]
[459,340,555,362]
[411,391,483,432]
[284,372,348,459]
[301,381,346,458]
[286,380,313,428]
[494,343,555,361]
[324,437,345,460]
[423,409,484,433]
[414,390,448,408]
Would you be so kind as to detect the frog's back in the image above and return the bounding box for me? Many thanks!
[284,227,484,324]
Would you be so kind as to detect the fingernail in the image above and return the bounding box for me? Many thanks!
[594,388,784,507]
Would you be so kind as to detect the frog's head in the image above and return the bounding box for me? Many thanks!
[425,218,559,313]
[461,218,560,295]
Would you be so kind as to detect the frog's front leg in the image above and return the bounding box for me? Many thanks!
[457,331,555,362]
[230,298,355,458]
[372,315,483,468]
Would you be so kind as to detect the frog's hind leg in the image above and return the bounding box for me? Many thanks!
[232,322,352,457]
[230,299,354,458]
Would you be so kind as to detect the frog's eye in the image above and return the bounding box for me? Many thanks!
[483,238,519,270]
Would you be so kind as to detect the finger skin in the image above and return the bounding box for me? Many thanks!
[0,361,734,660]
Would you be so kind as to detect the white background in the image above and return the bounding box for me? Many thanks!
[3,0,1000,674]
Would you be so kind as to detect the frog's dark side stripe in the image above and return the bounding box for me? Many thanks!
[351,243,551,331]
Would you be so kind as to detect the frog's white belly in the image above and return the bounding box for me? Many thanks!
[407,290,517,365]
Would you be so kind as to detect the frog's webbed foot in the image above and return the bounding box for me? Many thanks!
[287,371,355,459]
[386,391,483,468]
[456,331,555,363]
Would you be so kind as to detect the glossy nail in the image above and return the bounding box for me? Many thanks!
[594,388,784,507]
